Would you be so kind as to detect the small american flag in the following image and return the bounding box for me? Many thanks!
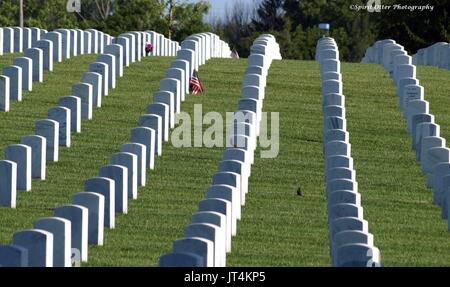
[231,48,239,59]
[190,70,203,95]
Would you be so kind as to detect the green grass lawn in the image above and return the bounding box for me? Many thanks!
[0,55,173,262]
[0,54,97,153]
[0,56,331,266]
[0,53,22,70]
[1,53,450,266]
[226,59,330,266]
[416,66,450,141]
[87,58,330,266]
[342,62,450,266]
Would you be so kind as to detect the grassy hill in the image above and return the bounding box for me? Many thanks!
[1,55,450,266]
[342,63,450,266]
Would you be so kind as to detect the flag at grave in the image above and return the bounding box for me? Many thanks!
[190,70,203,95]
[231,49,239,59]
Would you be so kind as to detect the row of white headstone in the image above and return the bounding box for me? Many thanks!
[0,27,180,57]
[0,27,180,112]
[361,39,450,71]
[0,27,48,55]
[411,42,450,70]
[316,37,381,267]
[158,34,281,267]
[0,29,161,209]
[0,31,230,267]
[0,27,110,112]
[362,39,450,232]
[0,30,177,266]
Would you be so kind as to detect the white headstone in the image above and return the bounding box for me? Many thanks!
[0,75,10,112]
[72,192,105,246]
[48,106,71,147]
[130,127,155,170]
[153,91,175,129]
[0,160,17,208]
[54,205,88,263]
[81,72,102,108]
[84,177,115,229]
[99,165,128,214]
[58,96,81,133]
[111,152,138,200]
[2,65,22,101]
[24,48,43,82]
[12,229,53,267]
[4,144,32,191]
[13,57,32,91]
[72,83,93,120]
[20,135,46,180]
[33,217,71,267]
[35,119,59,161]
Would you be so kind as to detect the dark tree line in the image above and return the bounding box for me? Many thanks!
[214,0,450,61]
[1,0,449,61]
[0,0,211,42]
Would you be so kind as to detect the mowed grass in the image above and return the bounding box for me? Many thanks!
[226,60,330,266]
[86,58,247,266]
[87,58,330,266]
[0,53,22,69]
[2,53,450,266]
[416,66,450,141]
[342,62,450,266]
[1,55,331,266]
[0,54,97,154]
[0,56,171,248]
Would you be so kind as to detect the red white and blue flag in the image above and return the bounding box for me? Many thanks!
[190,70,203,95]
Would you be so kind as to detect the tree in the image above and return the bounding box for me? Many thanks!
[281,0,376,61]
[219,0,254,57]
[102,0,166,36]
[0,0,19,27]
[170,1,211,42]
[0,0,79,29]
[252,0,285,31]
[283,0,326,31]
[74,0,114,29]
[373,0,450,54]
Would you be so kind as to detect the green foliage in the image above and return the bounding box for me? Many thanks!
[373,0,450,54]
[217,0,449,61]
[252,0,285,31]
[171,1,211,42]
[283,0,327,29]
[214,0,254,57]
[271,21,321,60]
[0,0,210,39]
[0,0,79,28]
[0,0,19,26]
[101,0,166,36]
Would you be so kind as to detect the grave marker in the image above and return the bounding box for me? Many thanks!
[35,119,59,162]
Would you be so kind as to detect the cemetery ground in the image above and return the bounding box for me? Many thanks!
[1,54,450,266]
[0,53,22,70]
[342,62,450,266]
